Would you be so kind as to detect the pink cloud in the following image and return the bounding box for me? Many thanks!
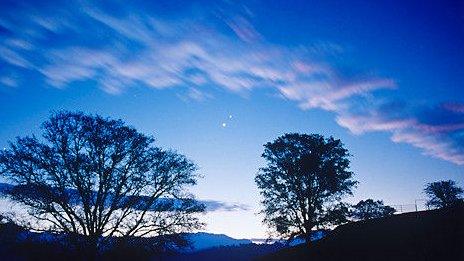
[226,16,261,43]
[2,0,463,166]
[336,115,415,134]
[336,113,464,165]
[416,123,464,134]
[443,102,464,114]
[391,132,464,165]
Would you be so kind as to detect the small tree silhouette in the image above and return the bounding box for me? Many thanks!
[0,111,204,255]
[255,133,356,244]
[351,199,396,221]
[424,180,463,209]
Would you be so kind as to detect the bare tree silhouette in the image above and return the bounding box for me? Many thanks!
[0,111,204,254]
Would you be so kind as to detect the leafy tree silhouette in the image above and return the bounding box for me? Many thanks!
[0,111,204,256]
[424,180,463,209]
[255,133,356,244]
[351,199,396,221]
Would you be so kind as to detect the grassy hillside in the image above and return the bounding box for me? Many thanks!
[264,204,464,261]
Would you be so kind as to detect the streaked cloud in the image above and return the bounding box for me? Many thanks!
[443,102,464,114]
[225,15,262,43]
[280,79,396,111]
[201,200,251,212]
[0,0,463,165]
[0,76,17,87]
[337,103,464,165]
[178,87,213,102]
[0,182,250,212]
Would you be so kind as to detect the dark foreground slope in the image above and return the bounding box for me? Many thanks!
[0,223,284,260]
[264,204,464,261]
[163,243,285,261]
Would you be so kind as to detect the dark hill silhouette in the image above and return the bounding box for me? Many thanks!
[0,223,281,260]
[263,203,464,261]
[1,204,462,260]
[185,232,252,251]
[163,243,285,261]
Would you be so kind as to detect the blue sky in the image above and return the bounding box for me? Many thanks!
[0,0,463,238]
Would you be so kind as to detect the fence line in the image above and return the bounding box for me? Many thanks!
[387,199,432,214]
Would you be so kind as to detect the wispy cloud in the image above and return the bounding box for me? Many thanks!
[0,46,32,68]
[0,0,374,97]
[337,103,464,165]
[0,76,17,87]
[0,0,463,165]
[201,200,251,212]
[0,182,250,212]
[280,79,396,111]
[225,15,262,43]
[178,87,213,102]
[443,102,464,114]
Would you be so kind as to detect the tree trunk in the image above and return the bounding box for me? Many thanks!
[304,232,312,247]
[77,235,99,260]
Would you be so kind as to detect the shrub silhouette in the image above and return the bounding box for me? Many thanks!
[424,180,463,208]
[351,199,396,220]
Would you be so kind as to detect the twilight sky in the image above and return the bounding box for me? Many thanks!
[0,0,463,238]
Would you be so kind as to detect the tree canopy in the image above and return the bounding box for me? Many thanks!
[0,111,204,252]
[351,199,396,221]
[424,180,463,209]
[255,133,356,243]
